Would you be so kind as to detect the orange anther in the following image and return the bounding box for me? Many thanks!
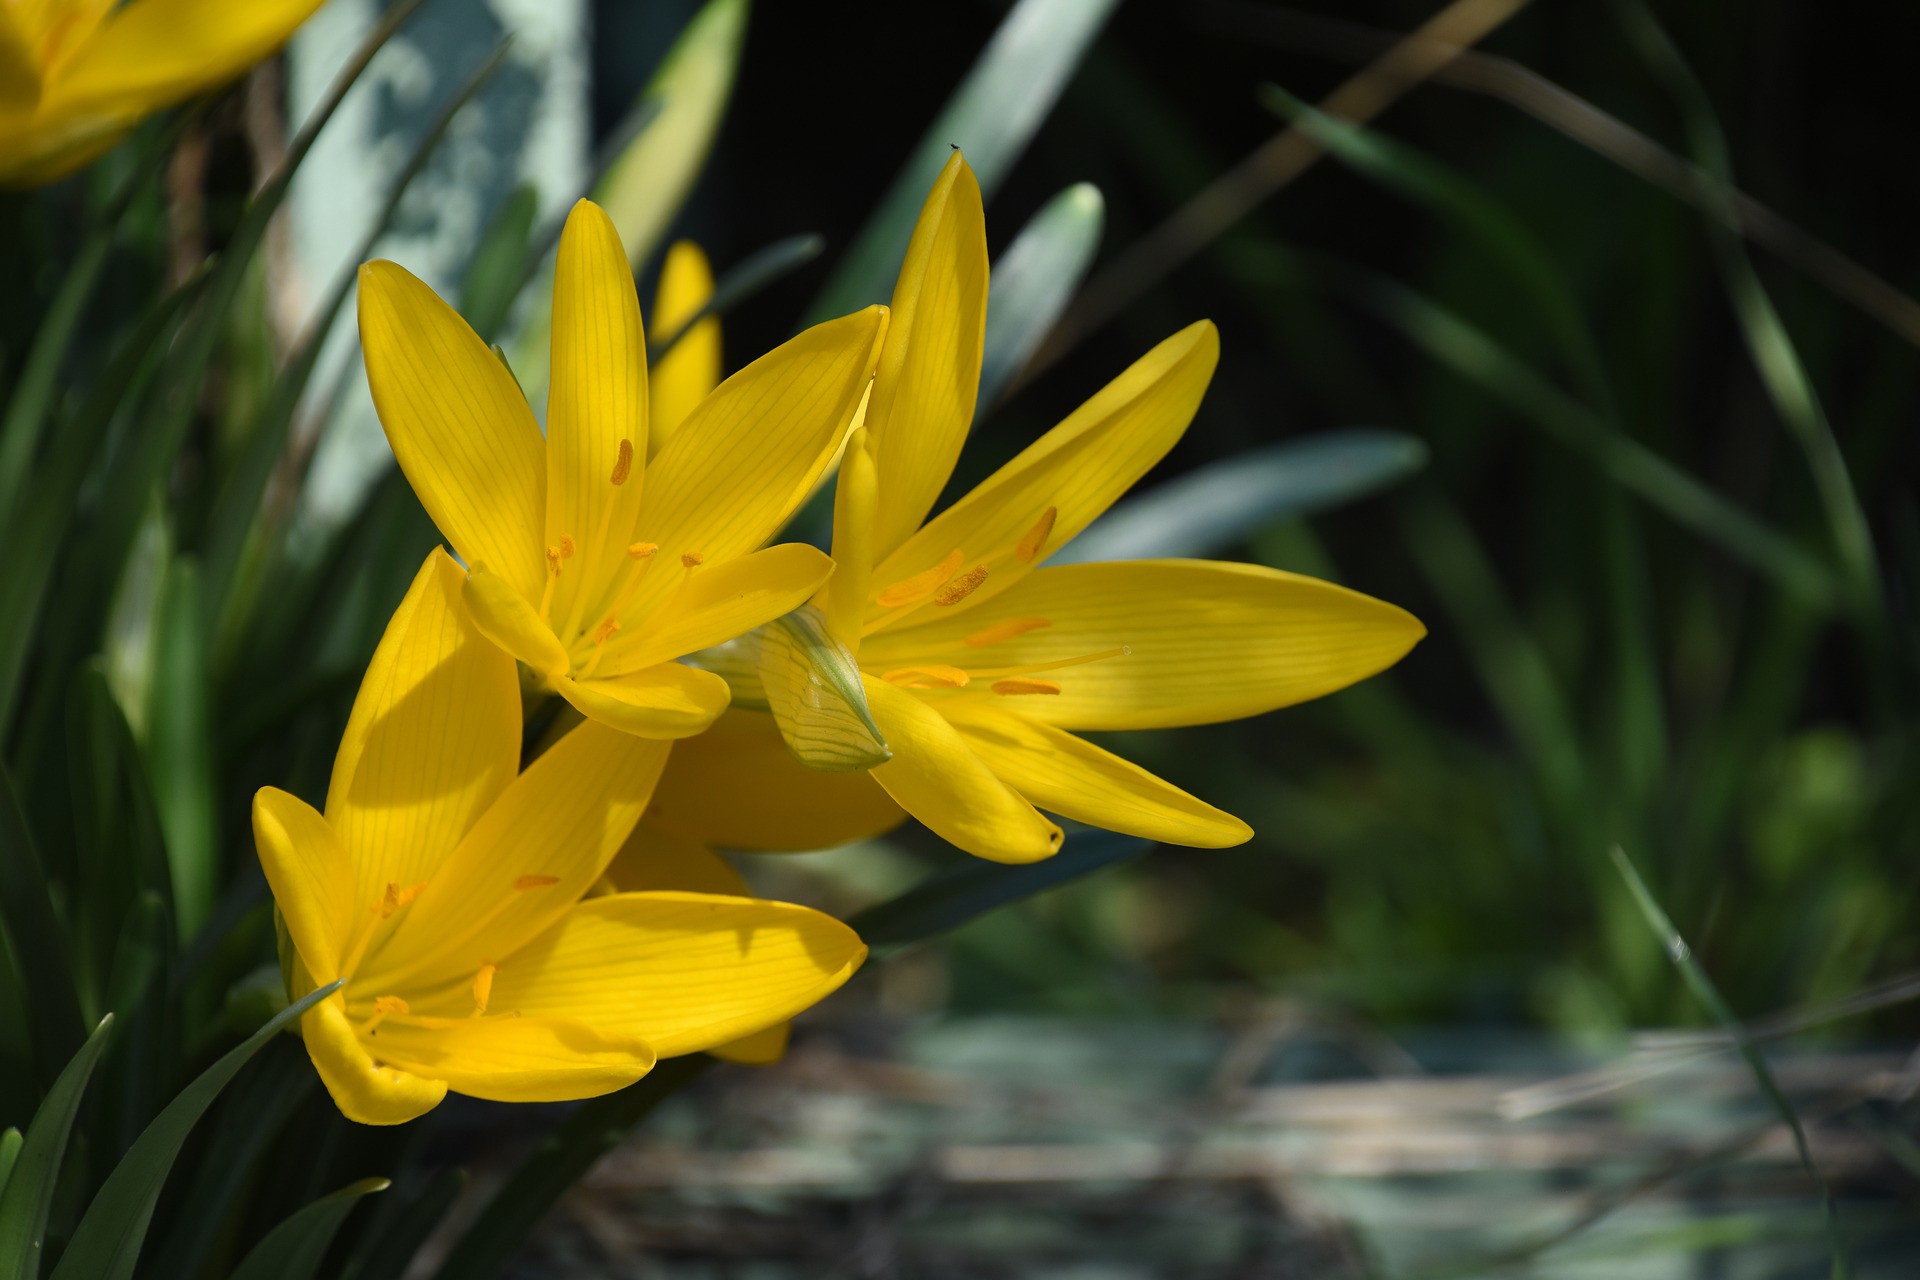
[610,438,634,485]
[513,874,561,891]
[991,678,1062,696]
[1017,507,1058,563]
[933,564,990,606]
[881,665,971,689]
[964,617,1052,647]
[876,549,965,607]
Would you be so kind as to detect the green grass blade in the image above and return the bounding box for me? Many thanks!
[228,1178,388,1280]
[851,829,1152,948]
[1607,846,1852,1279]
[1354,271,1838,605]
[0,1132,17,1196]
[978,183,1105,408]
[45,981,341,1280]
[144,561,215,945]
[1617,1,1878,619]
[0,1016,112,1280]
[431,1057,711,1280]
[1059,429,1426,564]
[0,770,86,1090]
[200,39,511,631]
[806,0,1120,322]
[459,185,539,344]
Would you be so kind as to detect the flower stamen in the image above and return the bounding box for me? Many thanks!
[991,678,1062,696]
[880,664,970,689]
[933,564,990,606]
[964,617,1052,647]
[875,549,965,608]
[1016,506,1058,563]
[471,963,496,1016]
[359,995,410,1035]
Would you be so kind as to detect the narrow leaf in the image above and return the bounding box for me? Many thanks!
[808,0,1120,322]
[229,1178,388,1280]
[1058,429,1427,564]
[145,561,215,944]
[978,183,1104,408]
[46,982,342,1280]
[0,1132,18,1196]
[0,1016,112,1280]
[340,1169,464,1280]
[1609,847,1852,1279]
[755,605,890,771]
[0,771,86,1089]
[851,829,1151,947]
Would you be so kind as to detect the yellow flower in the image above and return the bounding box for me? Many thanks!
[253,548,867,1126]
[694,153,1426,863]
[359,199,886,740]
[0,0,324,185]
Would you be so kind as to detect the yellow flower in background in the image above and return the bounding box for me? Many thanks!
[647,239,722,457]
[692,153,1425,863]
[253,548,867,1126]
[0,0,325,185]
[359,200,887,740]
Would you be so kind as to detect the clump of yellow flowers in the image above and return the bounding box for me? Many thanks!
[255,152,1421,1123]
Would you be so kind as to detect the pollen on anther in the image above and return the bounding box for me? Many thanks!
[513,874,561,891]
[628,541,658,559]
[610,438,634,485]
[546,546,564,576]
[876,549,965,608]
[558,535,577,559]
[591,618,621,646]
[1017,507,1058,563]
[472,963,497,1016]
[934,564,990,606]
[680,551,704,569]
[375,880,424,919]
[964,617,1052,647]
[991,677,1062,695]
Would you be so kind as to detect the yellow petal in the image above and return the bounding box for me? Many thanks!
[360,260,547,599]
[947,709,1251,848]
[869,321,1218,622]
[327,549,522,916]
[621,306,887,622]
[50,0,324,117]
[866,151,988,557]
[354,721,669,992]
[649,239,721,456]
[709,1023,789,1066]
[553,664,729,740]
[606,820,749,895]
[642,708,903,851]
[461,564,570,677]
[862,676,1062,863]
[480,892,866,1057]
[823,422,878,647]
[546,201,649,625]
[358,1013,656,1104]
[601,543,834,671]
[867,559,1426,731]
[301,997,447,1127]
[252,788,353,983]
[603,822,793,1067]
[0,11,43,111]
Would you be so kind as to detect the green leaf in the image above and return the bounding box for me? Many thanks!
[595,0,748,273]
[201,38,512,631]
[850,829,1151,948]
[67,665,174,1020]
[0,1132,18,1196]
[0,277,196,736]
[340,1169,464,1280]
[46,981,342,1280]
[0,1016,112,1280]
[431,1058,710,1280]
[1058,429,1427,564]
[0,770,86,1090]
[754,605,889,772]
[145,560,215,944]
[229,1178,388,1280]
[978,183,1104,408]
[807,0,1120,322]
